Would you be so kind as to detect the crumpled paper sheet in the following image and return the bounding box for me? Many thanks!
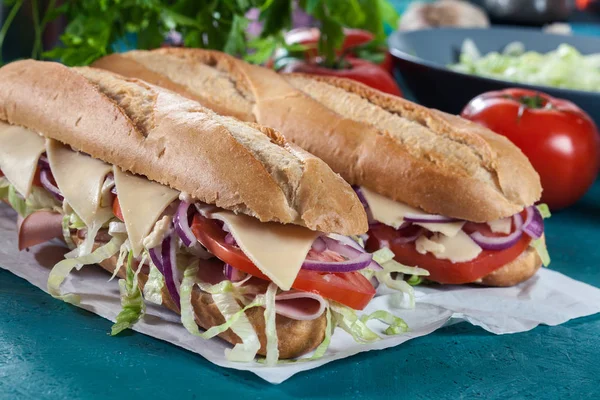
[2,204,600,384]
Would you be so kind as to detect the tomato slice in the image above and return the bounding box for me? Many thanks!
[366,223,531,285]
[191,214,375,310]
[112,196,124,221]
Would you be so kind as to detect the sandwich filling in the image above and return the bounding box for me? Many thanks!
[0,125,411,363]
[355,187,550,285]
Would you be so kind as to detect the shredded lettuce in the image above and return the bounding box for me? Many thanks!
[382,258,430,277]
[0,177,9,199]
[110,239,130,281]
[214,290,261,362]
[536,204,552,219]
[180,265,264,340]
[47,235,124,304]
[407,275,424,286]
[61,214,76,250]
[263,282,279,366]
[260,306,334,365]
[75,221,102,264]
[2,180,60,217]
[329,302,379,343]
[143,263,164,305]
[360,310,408,335]
[8,185,27,217]
[450,42,600,92]
[26,186,61,214]
[68,213,87,230]
[372,247,395,264]
[376,269,416,309]
[532,238,551,267]
[111,251,146,336]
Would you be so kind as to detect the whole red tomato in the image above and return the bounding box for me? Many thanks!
[280,57,402,96]
[462,88,600,210]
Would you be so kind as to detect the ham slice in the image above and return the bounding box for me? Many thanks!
[274,291,327,321]
[18,211,63,250]
[197,259,326,321]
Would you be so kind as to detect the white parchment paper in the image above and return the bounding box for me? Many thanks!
[2,204,600,384]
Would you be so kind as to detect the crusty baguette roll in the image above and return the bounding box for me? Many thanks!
[73,236,326,359]
[0,59,367,235]
[92,49,542,223]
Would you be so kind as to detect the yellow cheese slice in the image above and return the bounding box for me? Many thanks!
[360,186,425,229]
[208,210,320,290]
[46,140,113,226]
[420,231,482,263]
[488,218,512,234]
[113,167,179,257]
[0,123,45,197]
[415,221,465,237]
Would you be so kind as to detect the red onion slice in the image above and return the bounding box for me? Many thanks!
[403,214,461,223]
[522,206,544,239]
[224,233,236,245]
[302,252,373,272]
[223,263,247,282]
[311,236,327,252]
[149,246,163,274]
[39,169,64,202]
[469,213,524,250]
[392,225,424,245]
[173,201,196,247]
[161,234,181,309]
[323,234,383,271]
[38,154,50,169]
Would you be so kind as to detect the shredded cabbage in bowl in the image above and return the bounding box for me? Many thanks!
[449,40,600,93]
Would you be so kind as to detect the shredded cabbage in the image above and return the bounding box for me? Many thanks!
[111,251,146,336]
[360,310,408,335]
[47,235,124,304]
[263,282,279,366]
[536,204,552,219]
[450,42,600,92]
[532,238,551,267]
[143,263,165,305]
[329,302,380,343]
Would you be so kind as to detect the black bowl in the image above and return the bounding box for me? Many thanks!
[388,27,600,124]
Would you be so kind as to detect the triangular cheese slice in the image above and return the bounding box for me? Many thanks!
[0,123,45,197]
[361,187,465,237]
[113,167,179,257]
[208,210,320,290]
[424,231,482,263]
[360,186,426,229]
[46,140,113,227]
[415,221,465,238]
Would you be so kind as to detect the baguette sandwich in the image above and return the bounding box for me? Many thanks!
[0,60,406,363]
[93,48,551,287]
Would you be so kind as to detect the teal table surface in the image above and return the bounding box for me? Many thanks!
[2,181,600,399]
